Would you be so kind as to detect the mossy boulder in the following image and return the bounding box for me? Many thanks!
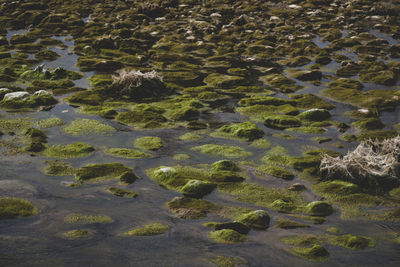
[258,166,295,180]
[0,90,57,110]
[238,210,270,230]
[168,106,200,121]
[271,199,297,213]
[0,197,38,220]
[305,201,334,217]
[181,180,216,198]
[167,196,220,219]
[264,115,302,130]
[211,160,240,172]
[214,121,264,141]
[297,109,331,121]
[352,118,384,131]
[204,221,250,234]
[209,229,247,244]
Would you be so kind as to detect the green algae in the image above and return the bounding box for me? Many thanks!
[0,118,33,134]
[289,245,329,262]
[275,218,309,229]
[210,255,247,267]
[105,148,152,159]
[43,142,95,159]
[65,213,113,224]
[250,138,271,149]
[327,234,375,250]
[62,229,93,239]
[179,132,203,141]
[43,160,74,176]
[107,187,138,198]
[167,196,221,219]
[0,197,38,220]
[261,146,291,167]
[257,165,295,180]
[192,144,252,158]
[264,115,302,130]
[134,136,163,151]
[63,119,115,136]
[123,223,169,236]
[209,229,247,244]
[173,153,190,160]
[36,117,63,128]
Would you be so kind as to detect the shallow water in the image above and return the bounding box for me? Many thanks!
[1,22,400,267]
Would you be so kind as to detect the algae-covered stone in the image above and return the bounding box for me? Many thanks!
[107,187,138,198]
[271,199,297,213]
[297,109,331,121]
[192,144,252,158]
[0,197,38,220]
[209,229,247,244]
[213,121,264,141]
[43,142,95,159]
[211,160,240,172]
[238,210,270,230]
[123,223,169,236]
[134,136,163,150]
[314,180,361,196]
[305,201,334,217]
[116,110,167,126]
[264,115,302,130]
[204,73,247,89]
[168,106,200,121]
[63,119,115,136]
[181,180,216,198]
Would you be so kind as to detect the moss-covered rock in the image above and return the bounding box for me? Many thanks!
[305,201,334,217]
[213,121,264,141]
[0,197,38,220]
[43,142,95,159]
[105,147,152,159]
[238,210,270,230]
[204,73,247,89]
[264,115,302,130]
[123,223,169,236]
[209,229,247,244]
[275,218,309,229]
[62,229,93,239]
[211,160,240,172]
[204,221,250,234]
[289,245,329,262]
[134,136,163,150]
[75,163,136,183]
[297,109,331,121]
[43,160,74,176]
[181,180,216,198]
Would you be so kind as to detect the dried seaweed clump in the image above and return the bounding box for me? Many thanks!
[320,136,400,192]
[110,69,170,100]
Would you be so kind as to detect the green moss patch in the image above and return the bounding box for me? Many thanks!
[0,197,38,220]
[43,142,95,159]
[107,187,138,198]
[209,229,247,244]
[75,163,137,184]
[257,165,295,180]
[43,160,74,176]
[192,144,252,158]
[62,229,94,239]
[288,245,329,262]
[105,148,152,159]
[65,213,113,224]
[123,223,169,236]
[275,218,309,229]
[63,119,115,136]
[327,234,375,250]
[167,196,221,219]
[134,136,163,150]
